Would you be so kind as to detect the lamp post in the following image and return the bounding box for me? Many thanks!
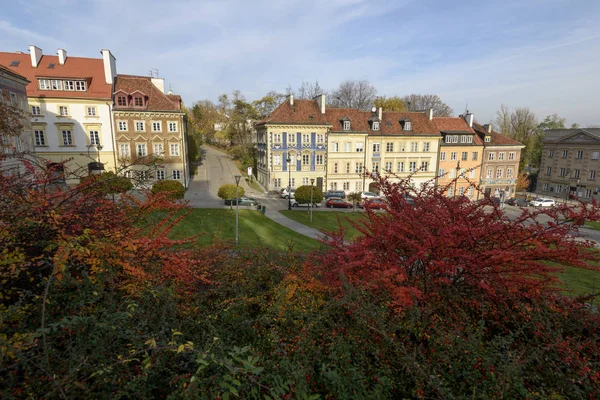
[286,155,292,210]
[234,175,241,246]
[96,144,103,163]
[454,161,460,198]
[310,178,315,223]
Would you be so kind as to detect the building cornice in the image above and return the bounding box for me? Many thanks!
[113,111,185,118]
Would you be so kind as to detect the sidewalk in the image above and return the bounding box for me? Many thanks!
[264,206,326,241]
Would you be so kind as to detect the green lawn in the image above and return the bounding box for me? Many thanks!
[585,221,600,230]
[280,210,366,240]
[558,266,600,297]
[153,208,323,252]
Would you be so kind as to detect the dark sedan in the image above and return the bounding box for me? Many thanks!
[326,198,353,209]
[224,196,259,206]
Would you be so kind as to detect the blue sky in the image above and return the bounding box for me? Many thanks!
[2,0,600,126]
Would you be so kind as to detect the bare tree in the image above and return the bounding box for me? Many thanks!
[329,80,377,110]
[402,94,453,117]
[493,105,541,168]
[296,81,325,100]
[494,104,512,136]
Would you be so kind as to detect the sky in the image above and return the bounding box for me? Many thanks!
[2,0,600,126]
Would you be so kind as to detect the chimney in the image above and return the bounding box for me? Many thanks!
[151,77,165,94]
[377,107,382,120]
[488,124,492,133]
[314,94,325,114]
[428,108,433,120]
[29,45,42,68]
[464,111,474,128]
[100,49,117,84]
[288,94,294,106]
[57,49,67,65]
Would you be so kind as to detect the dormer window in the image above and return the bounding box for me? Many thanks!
[134,96,144,107]
[485,135,491,143]
[404,121,412,131]
[343,120,351,130]
[117,96,127,106]
[372,121,380,131]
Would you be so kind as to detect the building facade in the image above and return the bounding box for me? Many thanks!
[537,128,600,201]
[113,75,189,187]
[0,65,32,176]
[0,46,117,183]
[433,114,483,199]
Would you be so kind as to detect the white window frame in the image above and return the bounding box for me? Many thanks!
[411,142,418,152]
[421,161,428,172]
[356,162,363,173]
[156,170,166,180]
[64,81,75,91]
[331,142,339,152]
[386,142,394,152]
[498,152,505,161]
[440,152,446,161]
[316,154,323,165]
[31,105,41,116]
[172,170,182,180]
[135,121,145,132]
[450,152,457,161]
[404,121,412,131]
[343,120,351,130]
[89,130,100,145]
[302,154,309,165]
[168,122,178,132]
[75,81,87,91]
[170,143,180,156]
[372,121,380,131]
[39,79,50,90]
[152,122,162,132]
[58,106,69,116]
[288,133,295,143]
[488,152,495,161]
[154,143,164,155]
[509,152,515,160]
[86,107,97,117]
[385,162,392,172]
[423,142,430,152]
[119,143,130,157]
[51,80,63,90]
[61,130,73,146]
[373,143,380,152]
[34,130,46,146]
[356,142,364,152]
[137,143,147,157]
[409,161,417,173]
[118,121,128,131]
[273,155,281,166]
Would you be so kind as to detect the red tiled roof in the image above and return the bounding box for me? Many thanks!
[472,121,523,146]
[113,75,182,112]
[166,94,182,108]
[0,64,28,82]
[432,117,475,133]
[256,99,329,125]
[0,52,112,99]
[326,108,370,132]
[379,111,439,135]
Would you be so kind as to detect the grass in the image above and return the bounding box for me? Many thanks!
[585,221,600,230]
[157,208,323,252]
[280,210,366,240]
[558,265,600,297]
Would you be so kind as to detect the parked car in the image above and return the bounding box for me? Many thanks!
[531,198,556,207]
[506,197,529,207]
[280,188,295,199]
[324,190,346,199]
[224,196,259,206]
[360,191,380,200]
[290,199,321,208]
[359,198,386,210]
[326,198,353,208]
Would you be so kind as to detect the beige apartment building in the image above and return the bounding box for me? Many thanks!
[113,75,189,187]
[537,128,600,201]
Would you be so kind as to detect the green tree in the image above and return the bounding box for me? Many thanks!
[152,180,185,199]
[347,191,363,211]
[538,113,567,130]
[495,105,541,169]
[294,185,323,205]
[374,96,406,112]
[218,183,245,208]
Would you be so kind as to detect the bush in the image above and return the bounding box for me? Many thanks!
[294,185,323,204]
[218,183,245,200]
[79,171,133,196]
[152,180,185,199]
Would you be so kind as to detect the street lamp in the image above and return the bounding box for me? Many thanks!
[286,155,292,210]
[454,161,460,198]
[234,175,241,246]
[96,144,103,163]
[310,178,315,223]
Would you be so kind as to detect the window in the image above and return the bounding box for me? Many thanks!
[589,170,596,180]
[549,150,554,158]
[117,96,127,106]
[333,163,338,173]
[118,121,128,131]
[496,169,503,179]
[458,187,465,196]
[469,169,476,178]
[51,80,62,90]
[372,162,379,173]
[423,142,430,152]
[9,92,17,106]
[409,161,417,173]
[543,183,549,191]
[317,134,324,143]
[461,151,468,161]
[154,143,164,155]
[172,170,181,180]
[156,170,165,180]
[134,97,144,107]
[343,182,350,191]
[330,182,338,190]
[421,161,428,172]
[509,152,515,160]
[75,81,86,91]
[439,168,445,177]
[507,168,514,178]
[137,144,147,157]
[316,154,323,165]
[302,154,309,165]
[468,187,474,196]
[343,120,351,130]
[485,136,491,143]
[372,121,379,131]
[586,189,593,198]
[119,143,130,157]
[461,135,468,143]
[488,152,495,161]
[559,168,566,177]
[356,162,363,173]
[472,151,478,161]
[331,142,339,152]
[168,122,178,132]
[273,155,281,165]
[397,162,404,173]
[344,142,351,152]
[64,81,75,91]
[89,130,100,145]
[39,79,50,90]
[486,168,493,178]
[450,169,456,179]
[411,142,418,152]
[274,178,281,188]
[385,162,392,172]
[404,121,412,131]
[300,133,309,144]
[302,177,309,186]
[577,150,584,159]
[288,133,295,143]
[452,135,458,143]
[346,162,351,173]
[356,142,363,152]
[59,106,69,116]
[440,152,446,161]
[593,152,599,160]
[562,150,568,158]
[290,178,295,188]
[445,136,452,144]
[450,152,457,161]
[31,105,41,115]
[273,133,281,143]
[448,187,454,197]
[373,143,380,152]
[135,121,145,132]
[546,167,551,176]
[355,182,361,191]
[86,107,97,117]
[137,171,148,181]
[574,169,580,178]
[61,130,73,146]
[34,130,45,146]
[15,136,22,152]
[498,152,505,160]
[385,142,394,152]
